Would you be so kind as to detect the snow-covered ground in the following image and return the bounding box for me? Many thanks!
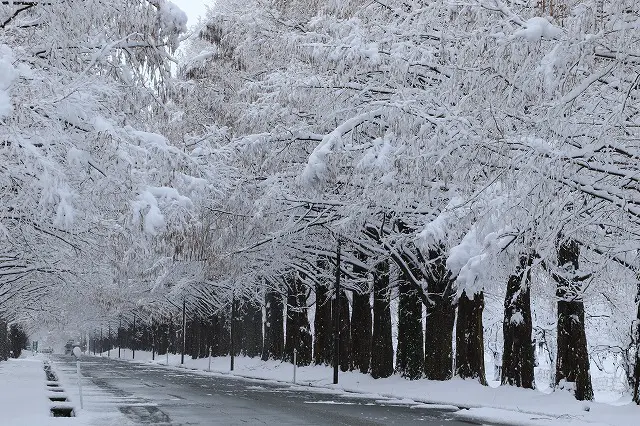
[0,354,133,425]
[99,349,638,425]
[1,350,637,425]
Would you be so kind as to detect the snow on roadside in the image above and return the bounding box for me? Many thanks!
[100,349,639,426]
[0,354,134,426]
[0,356,55,425]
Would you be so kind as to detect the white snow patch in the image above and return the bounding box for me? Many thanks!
[512,17,563,42]
[0,44,17,119]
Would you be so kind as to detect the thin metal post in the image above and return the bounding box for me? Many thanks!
[181,299,186,365]
[333,239,341,385]
[293,348,297,384]
[152,318,155,361]
[100,328,103,356]
[76,360,84,409]
[230,291,235,371]
[118,318,121,359]
[132,315,136,360]
[208,346,212,372]
[108,323,111,358]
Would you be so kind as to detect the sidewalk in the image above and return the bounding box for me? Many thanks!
[102,349,639,426]
[0,354,132,426]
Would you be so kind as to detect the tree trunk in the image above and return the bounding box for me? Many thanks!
[370,259,394,378]
[424,246,456,380]
[244,299,263,358]
[0,318,8,361]
[351,253,372,374]
[555,237,593,401]
[455,290,487,385]
[502,253,535,389]
[262,287,284,361]
[633,281,640,404]
[285,275,312,365]
[337,288,351,371]
[314,259,333,365]
[297,278,312,366]
[233,298,244,356]
[396,270,424,380]
[351,291,372,374]
[212,311,230,356]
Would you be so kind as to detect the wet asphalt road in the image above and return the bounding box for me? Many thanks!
[52,355,480,425]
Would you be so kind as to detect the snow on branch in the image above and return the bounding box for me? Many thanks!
[415,196,463,250]
[300,108,384,187]
[0,45,17,119]
[447,225,513,298]
[132,187,193,235]
[511,17,563,42]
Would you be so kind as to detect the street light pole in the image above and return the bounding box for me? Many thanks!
[333,239,341,385]
[230,290,235,372]
[181,299,186,365]
[118,318,121,359]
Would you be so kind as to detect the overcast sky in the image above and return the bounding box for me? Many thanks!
[177,0,213,25]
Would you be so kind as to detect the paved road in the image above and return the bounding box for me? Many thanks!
[53,356,480,425]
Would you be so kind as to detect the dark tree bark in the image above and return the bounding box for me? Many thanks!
[337,288,351,371]
[424,246,456,380]
[633,281,640,404]
[262,287,284,361]
[232,298,244,356]
[285,275,312,365]
[212,311,230,356]
[351,252,372,374]
[502,253,535,388]
[314,282,333,365]
[244,299,263,358]
[314,259,333,365]
[370,259,394,378]
[455,290,487,385]
[351,292,372,374]
[396,270,424,380]
[555,237,593,401]
[297,279,313,366]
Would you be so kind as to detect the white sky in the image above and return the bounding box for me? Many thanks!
[175,0,214,25]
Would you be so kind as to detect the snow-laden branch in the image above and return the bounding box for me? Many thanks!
[300,108,384,187]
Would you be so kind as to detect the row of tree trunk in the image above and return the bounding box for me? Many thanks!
[100,237,640,404]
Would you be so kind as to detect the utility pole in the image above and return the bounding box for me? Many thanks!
[333,239,341,385]
[181,299,186,365]
[230,290,235,371]
[151,318,155,361]
[118,318,121,359]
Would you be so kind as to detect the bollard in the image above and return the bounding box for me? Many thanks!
[208,346,212,372]
[293,349,297,384]
[73,347,84,410]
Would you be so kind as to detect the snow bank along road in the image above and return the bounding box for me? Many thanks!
[52,355,481,425]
